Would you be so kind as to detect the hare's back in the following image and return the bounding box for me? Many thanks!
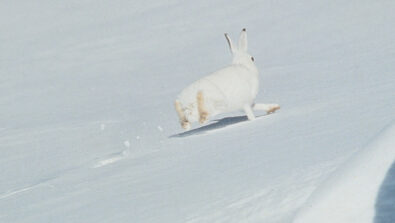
[204,66,257,108]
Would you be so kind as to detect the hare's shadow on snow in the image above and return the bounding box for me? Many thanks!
[169,114,267,138]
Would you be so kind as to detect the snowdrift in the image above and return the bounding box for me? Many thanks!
[294,123,395,223]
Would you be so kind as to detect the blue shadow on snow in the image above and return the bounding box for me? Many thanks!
[374,161,395,223]
[169,115,249,138]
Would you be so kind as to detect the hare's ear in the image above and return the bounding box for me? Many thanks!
[238,28,248,52]
[224,33,235,54]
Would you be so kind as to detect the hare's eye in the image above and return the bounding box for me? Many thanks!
[251,56,255,62]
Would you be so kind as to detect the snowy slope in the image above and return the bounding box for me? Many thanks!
[294,122,395,223]
[1,0,394,222]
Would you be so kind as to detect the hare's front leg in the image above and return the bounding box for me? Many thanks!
[174,100,191,130]
[253,103,280,114]
[197,91,209,124]
[244,105,256,121]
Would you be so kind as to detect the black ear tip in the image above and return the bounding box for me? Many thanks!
[242,28,246,31]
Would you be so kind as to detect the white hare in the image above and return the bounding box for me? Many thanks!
[175,28,280,130]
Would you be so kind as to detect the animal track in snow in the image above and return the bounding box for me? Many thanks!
[0,183,54,200]
[92,142,131,168]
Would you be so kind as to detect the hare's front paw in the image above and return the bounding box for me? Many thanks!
[267,104,280,114]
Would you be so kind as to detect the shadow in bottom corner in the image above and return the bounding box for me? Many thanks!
[374,161,395,223]
[169,115,251,138]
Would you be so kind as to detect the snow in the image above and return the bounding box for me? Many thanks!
[1,0,394,222]
[293,122,395,223]
[123,140,130,148]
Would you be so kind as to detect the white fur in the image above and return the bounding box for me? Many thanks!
[176,29,279,128]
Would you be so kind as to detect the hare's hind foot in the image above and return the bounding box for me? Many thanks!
[199,111,209,124]
[175,100,191,130]
[181,121,191,130]
[197,91,209,124]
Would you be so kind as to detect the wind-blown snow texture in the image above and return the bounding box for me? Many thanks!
[1,1,394,222]
[294,123,395,223]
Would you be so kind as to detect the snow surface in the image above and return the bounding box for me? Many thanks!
[294,122,395,223]
[1,0,394,222]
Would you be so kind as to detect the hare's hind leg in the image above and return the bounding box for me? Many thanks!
[197,91,209,124]
[174,100,191,130]
[253,103,280,114]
